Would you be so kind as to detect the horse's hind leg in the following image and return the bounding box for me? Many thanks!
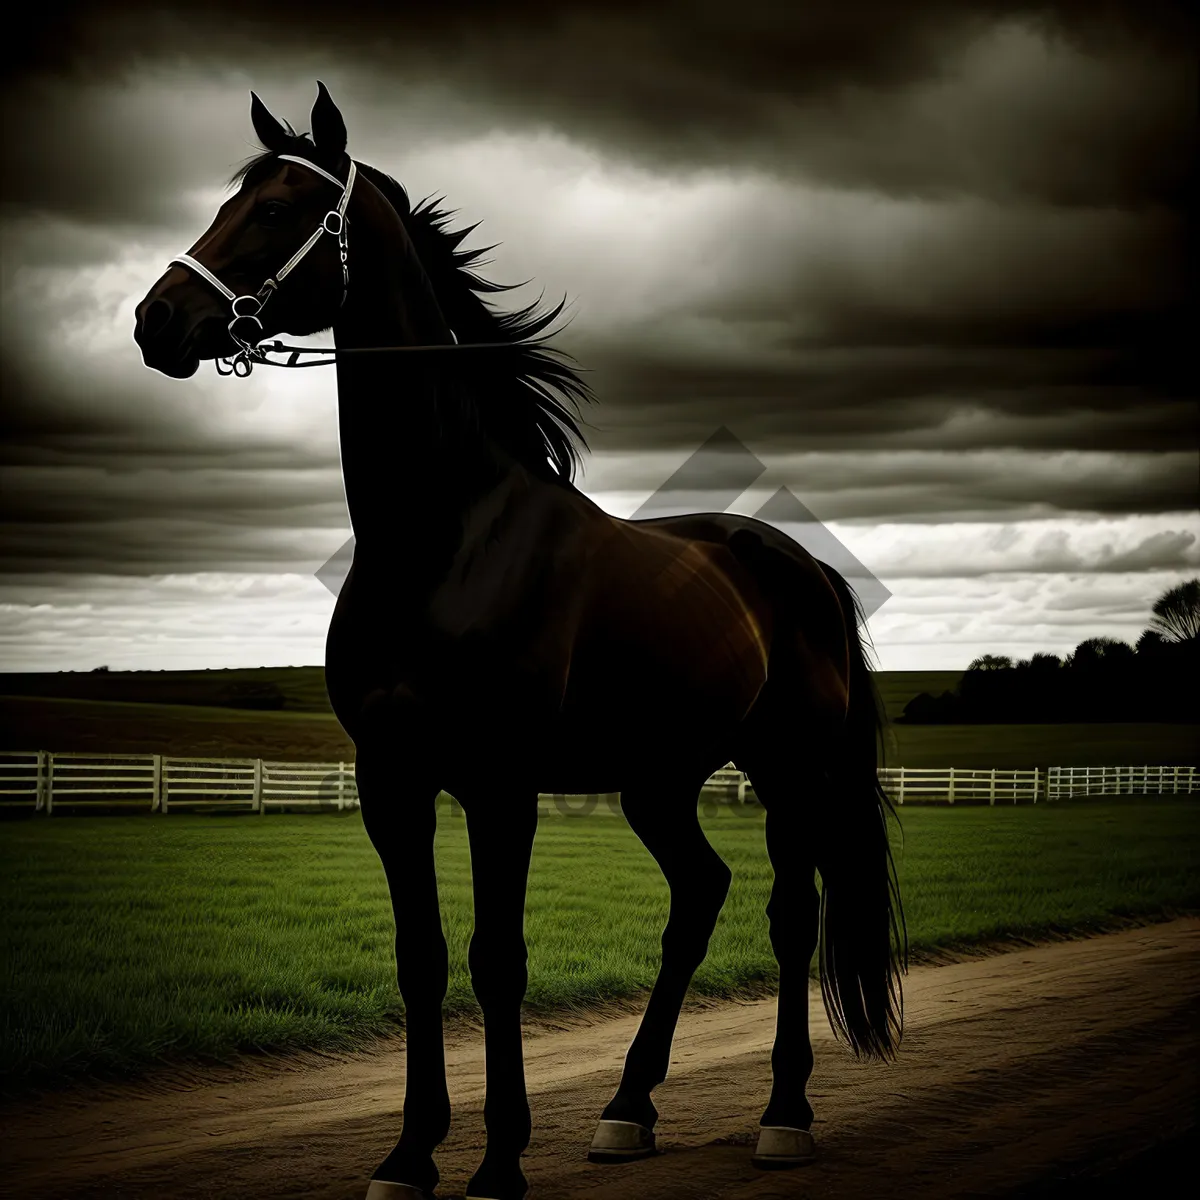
[590,777,732,1161]
[742,749,821,1167]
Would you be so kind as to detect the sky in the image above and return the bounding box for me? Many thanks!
[2,0,1196,672]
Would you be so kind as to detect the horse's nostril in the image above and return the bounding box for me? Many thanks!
[141,298,173,339]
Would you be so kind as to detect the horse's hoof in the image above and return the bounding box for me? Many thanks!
[587,1118,657,1162]
[752,1125,816,1168]
[365,1182,435,1199]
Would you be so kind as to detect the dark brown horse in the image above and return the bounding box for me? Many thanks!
[134,84,905,1200]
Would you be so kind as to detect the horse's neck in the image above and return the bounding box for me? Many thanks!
[330,219,509,573]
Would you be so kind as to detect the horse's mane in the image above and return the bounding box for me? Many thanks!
[232,138,594,484]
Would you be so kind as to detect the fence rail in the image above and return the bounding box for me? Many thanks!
[0,752,359,814]
[1044,764,1197,801]
[0,752,1195,813]
[878,766,1046,805]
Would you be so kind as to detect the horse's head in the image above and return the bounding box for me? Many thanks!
[134,83,355,378]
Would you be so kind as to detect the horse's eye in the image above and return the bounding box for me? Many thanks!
[257,201,291,227]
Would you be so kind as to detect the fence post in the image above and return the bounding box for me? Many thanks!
[947,767,955,806]
[151,754,163,813]
[337,763,346,811]
[46,753,55,815]
[34,750,47,813]
[989,768,996,806]
[254,759,264,813]
[898,768,905,806]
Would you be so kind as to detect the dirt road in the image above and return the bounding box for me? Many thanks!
[3,919,1197,1199]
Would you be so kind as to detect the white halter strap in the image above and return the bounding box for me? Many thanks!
[167,155,357,373]
[277,154,347,189]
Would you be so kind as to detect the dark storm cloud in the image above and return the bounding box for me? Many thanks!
[1,0,1193,586]
[875,529,1199,577]
[5,1,1194,224]
[694,203,1188,349]
[573,341,1196,456]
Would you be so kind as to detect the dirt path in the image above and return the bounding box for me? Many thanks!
[3,919,1197,1199]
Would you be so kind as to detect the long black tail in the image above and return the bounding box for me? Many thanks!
[814,564,907,1060]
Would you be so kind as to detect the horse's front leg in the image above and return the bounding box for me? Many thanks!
[460,791,539,1200]
[357,749,450,1200]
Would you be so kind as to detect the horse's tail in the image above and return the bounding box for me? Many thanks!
[814,563,907,1060]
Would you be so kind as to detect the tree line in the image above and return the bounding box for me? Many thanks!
[901,579,1199,724]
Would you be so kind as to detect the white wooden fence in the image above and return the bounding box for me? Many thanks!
[0,752,1195,813]
[879,766,1042,804]
[0,752,357,813]
[710,764,1198,805]
[1043,764,1198,801]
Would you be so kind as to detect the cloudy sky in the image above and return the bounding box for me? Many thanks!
[2,1,1196,672]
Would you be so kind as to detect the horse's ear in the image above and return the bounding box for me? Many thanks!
[311,81,347,157]
[250,91,292,152]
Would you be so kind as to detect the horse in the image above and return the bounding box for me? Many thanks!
[134,82,905,1200]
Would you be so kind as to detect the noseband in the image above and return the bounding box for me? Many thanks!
[169,155,357,377]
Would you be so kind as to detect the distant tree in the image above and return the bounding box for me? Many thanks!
[1069,637,1135,667]
[92,664,110,672]
[1149,579,1200,643]
[1029,652,1062,670]
[967,654,1012,671]
[1136,629,1168,655]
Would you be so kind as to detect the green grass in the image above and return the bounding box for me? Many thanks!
[0,695,355,760]
[0,666,335,713]
[2,693,1195,769]
[886,721,1198,768]
[2,798,1198,1093]
[0,667,959,720]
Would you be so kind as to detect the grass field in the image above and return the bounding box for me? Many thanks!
[1,693,1195,768]
[2,797,1197,1094]
[0,695,353,760]
[0,666,337,713]
[0,667,964,722]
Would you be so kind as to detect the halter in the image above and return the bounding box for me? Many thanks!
[166,153,520,377]
[169,155,357,377]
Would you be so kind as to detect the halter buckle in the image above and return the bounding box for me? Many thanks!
[323,210,344,236]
